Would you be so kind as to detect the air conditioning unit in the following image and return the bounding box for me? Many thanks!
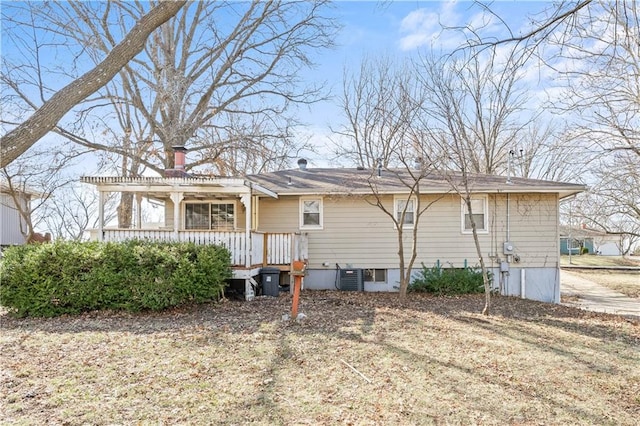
[338,268,364,291]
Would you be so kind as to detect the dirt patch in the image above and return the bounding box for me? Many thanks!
[2,292,639,425]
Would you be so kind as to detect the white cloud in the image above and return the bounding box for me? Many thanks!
[398,1,466,51]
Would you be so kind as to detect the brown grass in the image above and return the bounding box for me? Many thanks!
[2,293,639,425]
[566,270,640,298]
[560,255,640,267]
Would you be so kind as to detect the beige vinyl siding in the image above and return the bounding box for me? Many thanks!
[257,192,560,269]
[500,193,559,268]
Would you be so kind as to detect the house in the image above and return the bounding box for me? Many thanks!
[560,225,624,256]
[81,150,585,303]
[1,183,34,247]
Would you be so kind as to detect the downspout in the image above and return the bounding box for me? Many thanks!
[505,151,513,296]
[504,193,510,295]
[506,193,510,243]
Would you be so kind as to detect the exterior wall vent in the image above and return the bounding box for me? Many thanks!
[338,268,364,291]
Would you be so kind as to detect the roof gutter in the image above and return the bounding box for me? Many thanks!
[246,181,278,199]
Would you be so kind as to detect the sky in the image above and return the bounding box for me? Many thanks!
[0,1,598,233]
[1,1,558,170]
[292,1,554,166]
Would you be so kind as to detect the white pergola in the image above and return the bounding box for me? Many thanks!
[81,175,277,270]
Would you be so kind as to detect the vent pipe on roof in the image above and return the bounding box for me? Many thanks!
[377,158,383,177]
[414,157,423,170]
[297,158,308,171]
[506,149,514,184]
[173,146,187,170]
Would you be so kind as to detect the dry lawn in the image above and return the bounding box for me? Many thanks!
[560,255,640,267]
[560,255,640,298]
[1,293,639,425]
[565,270,640,298]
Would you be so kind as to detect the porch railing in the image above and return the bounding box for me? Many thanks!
[100,229,307,267]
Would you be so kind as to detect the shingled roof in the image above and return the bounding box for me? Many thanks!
[246,167,586,199]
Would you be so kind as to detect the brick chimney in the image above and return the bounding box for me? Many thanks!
[173,146,187,169]
[164,146,189,178]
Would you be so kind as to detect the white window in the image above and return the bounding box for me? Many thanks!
[394,196,416,228]
[461,195,488,233]
[364,268,387,283]
[185,202,236,230]
[300,197,323,229]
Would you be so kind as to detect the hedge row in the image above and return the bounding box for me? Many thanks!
[409,263,490,295]
[0,240,231,317]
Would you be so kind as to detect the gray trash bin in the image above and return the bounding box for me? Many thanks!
[260,267,281,296]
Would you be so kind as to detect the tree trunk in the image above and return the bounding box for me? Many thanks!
[466,197,492,315]
[117,193,134,229]
[0,1,186,167]
[398,227,408,301]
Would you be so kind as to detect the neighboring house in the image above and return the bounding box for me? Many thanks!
[1,183,32,247]
[81,151,585,303]
[560,225,624,256]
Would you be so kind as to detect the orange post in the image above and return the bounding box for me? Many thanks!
[291,275,302,320]
[291,260,306,320]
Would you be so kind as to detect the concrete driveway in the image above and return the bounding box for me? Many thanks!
[561,269,640,318]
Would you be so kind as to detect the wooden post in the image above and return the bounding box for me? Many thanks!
[240,194,251,268]
[263,233,268,266]
[290,260,306,320]
[135,193,143,229]
[170,192,183,241]
[97,191,105,241]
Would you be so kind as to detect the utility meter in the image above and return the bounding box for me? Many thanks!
[503,242,515,255]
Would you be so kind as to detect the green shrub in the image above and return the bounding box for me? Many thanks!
[409,262,491,295]
[580,247,589,255]
[0,240,231,317]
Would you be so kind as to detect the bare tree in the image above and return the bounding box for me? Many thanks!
[40,184,118,241]
[334,56,416,168]
[2,1,336,227]
[16,1,337,173]
[457,1,593,54]
[573,155,640,242]
[511,122,587,182]
[336,56,441,300]
[461,1,639,247]
[547,1,640,243]
[414,46,532,315]
[0,144,81,241]
[417,48,531,176]
[0,0,186,167]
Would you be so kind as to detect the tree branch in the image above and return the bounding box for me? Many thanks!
[0,0,186,167]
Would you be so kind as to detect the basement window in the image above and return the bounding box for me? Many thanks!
[364,268,387,283]
[185,202,236,230]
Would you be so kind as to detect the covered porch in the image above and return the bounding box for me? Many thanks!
[81,176,307,299]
